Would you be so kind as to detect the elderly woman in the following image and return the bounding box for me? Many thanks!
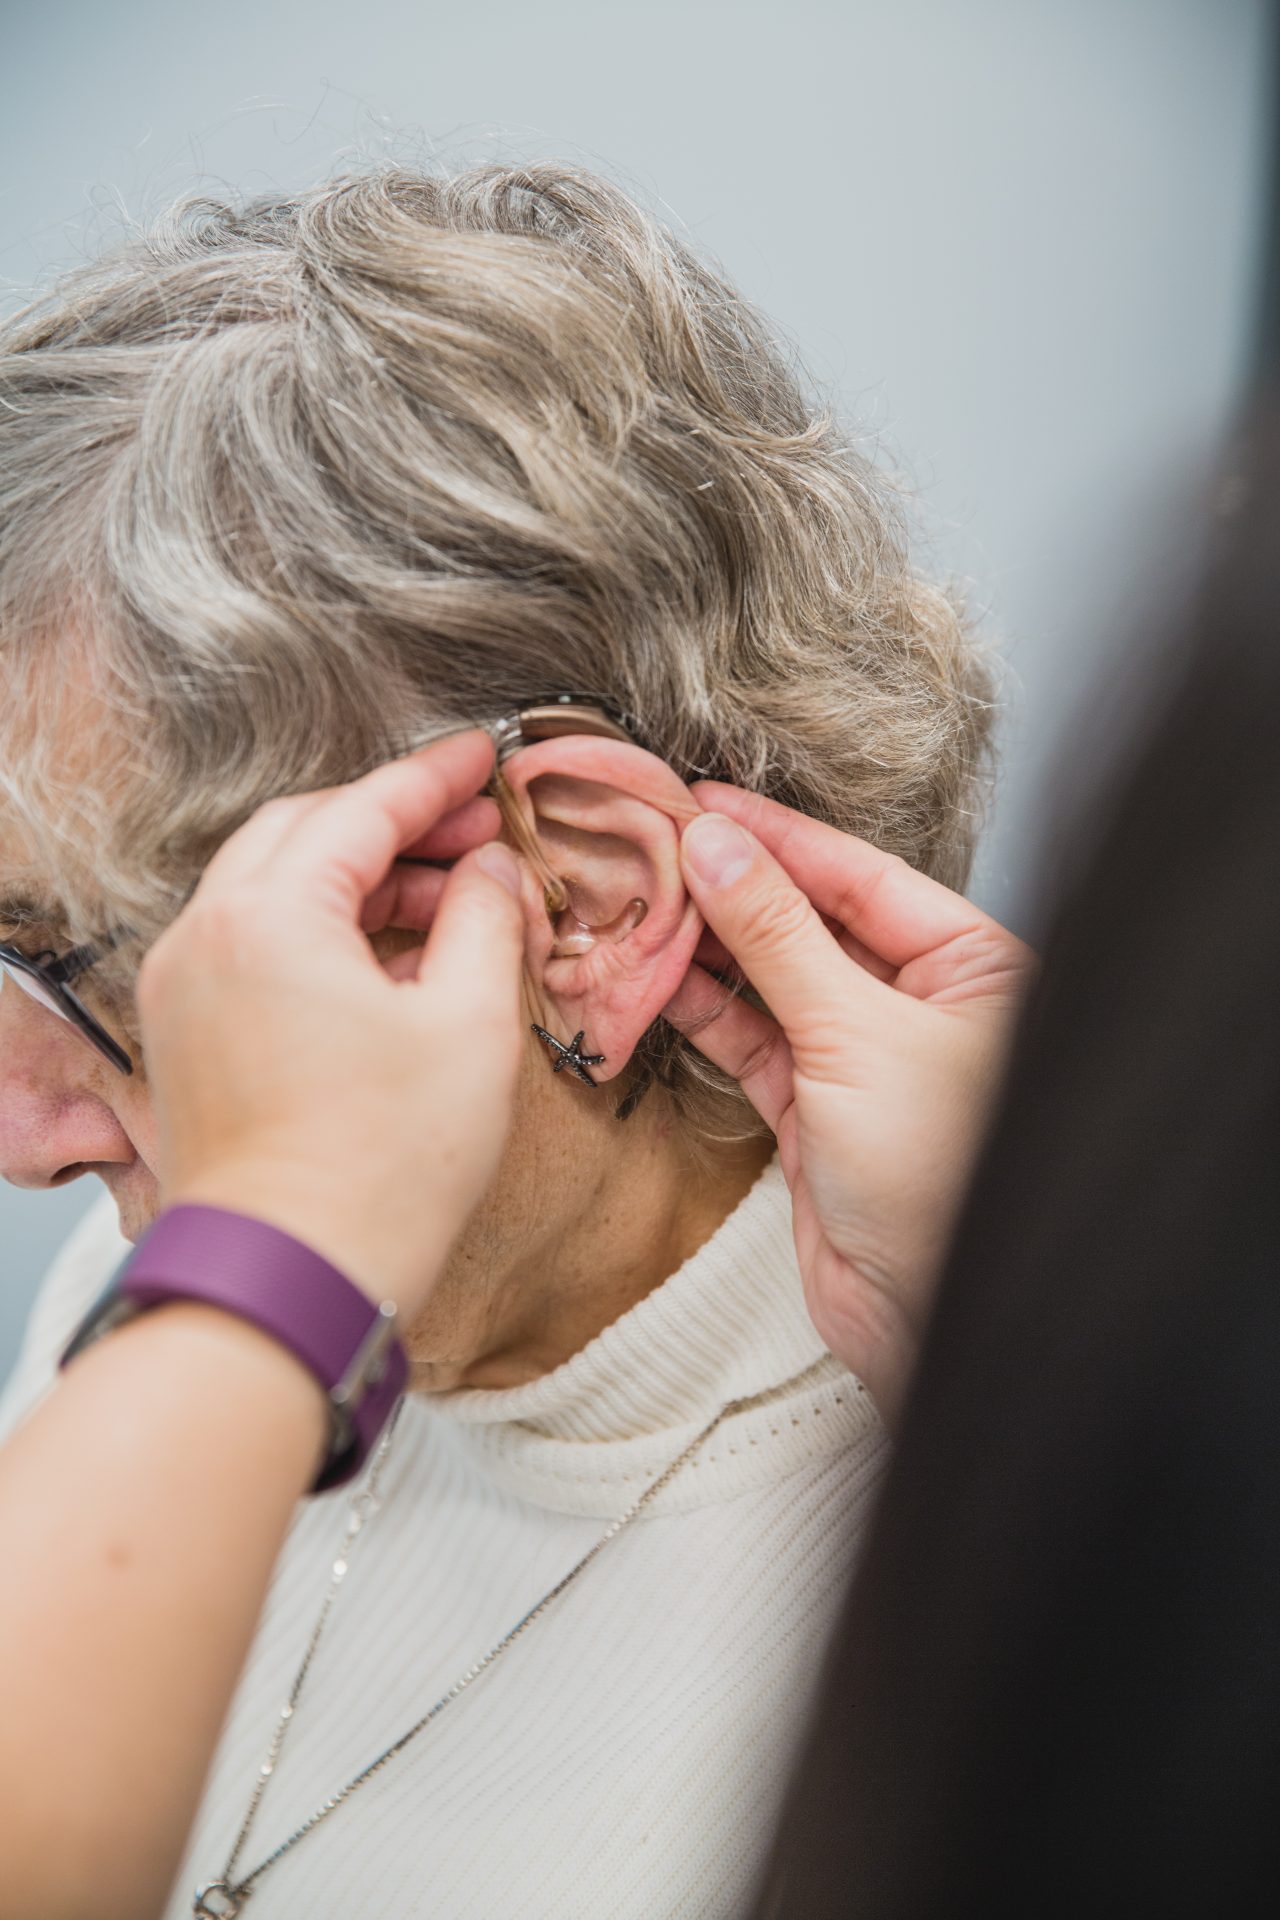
[0,161,1001,1917]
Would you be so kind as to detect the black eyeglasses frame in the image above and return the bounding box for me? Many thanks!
[0,933,135,1077]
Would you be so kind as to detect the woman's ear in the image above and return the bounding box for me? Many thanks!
[497,734,705,1088]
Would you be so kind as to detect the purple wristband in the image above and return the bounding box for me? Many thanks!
[60,1204,408,1492]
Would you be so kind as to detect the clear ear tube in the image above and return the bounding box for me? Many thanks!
[486,764,571,916]
[550,893,648,957]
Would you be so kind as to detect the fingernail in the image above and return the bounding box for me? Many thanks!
[476,844,523,898]
[682,812,754,887]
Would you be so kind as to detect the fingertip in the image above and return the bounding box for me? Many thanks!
[453,844,529,960]
[409,722,494,756]
[417,842,527,1011]
[475,842,523,899]
[681,812,756,890]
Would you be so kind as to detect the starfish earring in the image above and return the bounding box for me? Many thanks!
[530,1024,607,1086]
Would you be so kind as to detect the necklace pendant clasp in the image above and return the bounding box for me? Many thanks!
[193,1880,246,1917]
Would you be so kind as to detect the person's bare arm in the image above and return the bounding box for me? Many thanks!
[0,1305,326,1920]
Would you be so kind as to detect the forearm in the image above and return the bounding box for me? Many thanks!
[0,1302,328,1920]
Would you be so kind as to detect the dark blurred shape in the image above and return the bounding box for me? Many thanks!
[750,74,1280,1907]
[1254,2,1280,392]
[752,407,1280,1918]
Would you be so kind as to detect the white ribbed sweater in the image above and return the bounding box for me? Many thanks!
[0,1152,888,1918]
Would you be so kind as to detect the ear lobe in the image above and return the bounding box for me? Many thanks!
[498,735,705,1087]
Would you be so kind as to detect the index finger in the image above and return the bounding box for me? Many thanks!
[252,729,498,934]
[687,779,997,971]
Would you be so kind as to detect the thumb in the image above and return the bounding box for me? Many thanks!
[679,811,885,1043]
[415,842,526,1034]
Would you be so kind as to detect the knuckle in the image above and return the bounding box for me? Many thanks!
[744,877,816,953]
[191,885,258,939]
[944,923,1027,990]
[150,885,266,977]
[829,850,902,932]
[735,1022,784,1085]
[247,794,303,833]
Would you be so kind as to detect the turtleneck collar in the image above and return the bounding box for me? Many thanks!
[410,1148,884,1517]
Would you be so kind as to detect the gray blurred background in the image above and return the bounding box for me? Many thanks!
[0,0,1271,1384]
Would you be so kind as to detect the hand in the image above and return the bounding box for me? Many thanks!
[135,728,525,1319]
[663,789,1038,1428]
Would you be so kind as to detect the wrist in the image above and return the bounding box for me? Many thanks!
[162,1166,442,1318]
[60,1202,410,1492]
[64,1297,331,1486]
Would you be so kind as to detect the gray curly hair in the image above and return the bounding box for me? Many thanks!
[0,159,998,1167]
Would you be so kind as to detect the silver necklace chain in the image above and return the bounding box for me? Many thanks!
[193,1392,748,1917]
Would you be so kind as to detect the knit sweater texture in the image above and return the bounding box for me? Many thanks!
[0,1150,889,1917]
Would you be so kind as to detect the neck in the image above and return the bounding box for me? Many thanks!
[406,1114,777,1394]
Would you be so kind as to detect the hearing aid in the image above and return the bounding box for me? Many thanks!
[484,698,652,948]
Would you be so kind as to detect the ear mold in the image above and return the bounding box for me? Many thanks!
[549,891,648,958]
